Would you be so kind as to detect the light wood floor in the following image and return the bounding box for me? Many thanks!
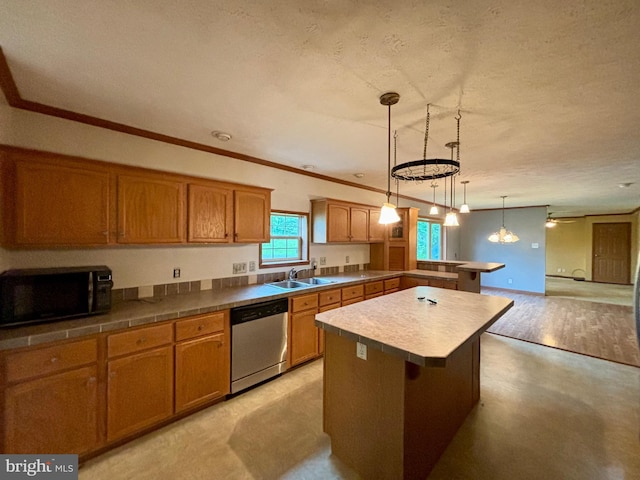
[80,335,640,479]
[486,278,639,367]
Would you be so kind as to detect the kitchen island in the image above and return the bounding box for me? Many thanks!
[315,286,513,479]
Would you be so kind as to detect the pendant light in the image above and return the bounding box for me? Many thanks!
[443,142,459,227]
[488,196,519,243]
[429,182,439,215]
[460,180,470,213]
[378,92,401,225]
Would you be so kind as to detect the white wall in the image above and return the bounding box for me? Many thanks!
[0,104,435,288]
[458,206,547,293]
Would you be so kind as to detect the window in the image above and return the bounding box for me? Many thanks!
[260,212,309,267]
[417,219,442,260]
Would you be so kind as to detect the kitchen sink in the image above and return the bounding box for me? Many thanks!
[297,277,335,285]
[267,280,313,290]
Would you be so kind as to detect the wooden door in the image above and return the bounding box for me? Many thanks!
[117,174,185,243]
[14,161,110,245]
[290,310,319,366]
[327,204,351,242]
[175,333,229,412]
[188,183,233,243]
[234,188,270,243]
[3,366,99,454]
[350,207,369,242]
[592,223,631,284]
[368,208,386,242]
[107,346,174,441]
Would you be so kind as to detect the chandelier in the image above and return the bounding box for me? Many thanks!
[391,105,461,182]
[488,196,520,243]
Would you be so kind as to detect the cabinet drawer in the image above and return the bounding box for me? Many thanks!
[342,285,364,301]
[341,296,363,306]
[364,281,383,296]
[175,311,226,342]
[384,278,400,291]
[3,338,98,384]
[318,289,342,307]
[108,323,173,358]
[291,293,319,313]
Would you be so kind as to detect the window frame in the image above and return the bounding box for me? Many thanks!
[259,210,310,269]
[416,217,443,261]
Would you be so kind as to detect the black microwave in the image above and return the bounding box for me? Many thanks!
[0,266,113,328]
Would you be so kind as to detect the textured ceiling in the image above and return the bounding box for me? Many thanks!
[1,0,639,217]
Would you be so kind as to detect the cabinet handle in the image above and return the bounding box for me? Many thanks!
[87,376,97,385]
[118,231,125,237]
[110,371,116,378]
[198,325,204,331]
[50,356,58,363]
[101,231,108,236]
[224,233,229,238]
[136,337,146,345]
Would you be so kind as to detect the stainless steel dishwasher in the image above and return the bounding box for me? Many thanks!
[230,298,288,394]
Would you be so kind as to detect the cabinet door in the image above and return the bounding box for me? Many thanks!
[14,161,110,245]
[107,346,174,442]
[188,183,233,243]
[327,204,351,242]
[350,207,369,242]
[368,209,386,242]
[234,188,270,243]
[290,310,319,367]
[388,208,408,242]
[117,174,185,243]
[175,333,229,413]
[3,366,99,454]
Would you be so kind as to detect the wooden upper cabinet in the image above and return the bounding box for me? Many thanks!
[117,174,186,244]
[388,208,409,242]
[368,208,386,243]
[11,160,110,246]
[312,199,372,243]
[350,206,369,242]
[327,203,351,242]
[234,188,270,243]
[188,183,233,243]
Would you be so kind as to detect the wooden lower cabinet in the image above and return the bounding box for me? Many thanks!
[175,312,229,413]
[1,337,100,455]
[107,345,174,442]
[3,365,99,454]
[289,293,320,367]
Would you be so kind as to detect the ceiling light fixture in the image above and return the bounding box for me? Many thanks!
[211,131,232,142]
[460,180,470,213]
[429,182,439,215]
[353,173,365,178]
[378,92,401,225]
[488,196,519,243]
[391,105,461,182]
[443,140,460,227]
[302,164,315,171]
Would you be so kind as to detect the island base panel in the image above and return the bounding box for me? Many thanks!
[323,331,481,479]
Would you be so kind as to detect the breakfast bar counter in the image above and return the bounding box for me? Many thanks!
[315,287,513,479]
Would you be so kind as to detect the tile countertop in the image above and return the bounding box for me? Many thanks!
[0,270,406,351]
[315,286,514,367]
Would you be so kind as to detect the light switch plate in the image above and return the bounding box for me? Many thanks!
[356,342,367,360]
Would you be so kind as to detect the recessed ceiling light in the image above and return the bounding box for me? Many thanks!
[302,165,315,171]
[211,131,232,142]
[618,182,633,188]
[353,173,365,178]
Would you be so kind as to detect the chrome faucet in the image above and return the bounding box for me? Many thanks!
[288,268,298,281]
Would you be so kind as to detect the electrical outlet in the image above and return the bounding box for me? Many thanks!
[356,342,367,360]
[249,261,256,272]
[232,262,247,274]
[507,278,513,284]
[173,268,180,278]
[320,257,326,265]
[345,255,350,264]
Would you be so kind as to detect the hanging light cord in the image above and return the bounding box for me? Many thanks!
[394,130,399,205]
[386,102,392,203]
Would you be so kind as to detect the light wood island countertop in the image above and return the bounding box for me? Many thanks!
[315,286,514,367]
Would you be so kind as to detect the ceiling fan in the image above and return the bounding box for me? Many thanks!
[545,213,577,228]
